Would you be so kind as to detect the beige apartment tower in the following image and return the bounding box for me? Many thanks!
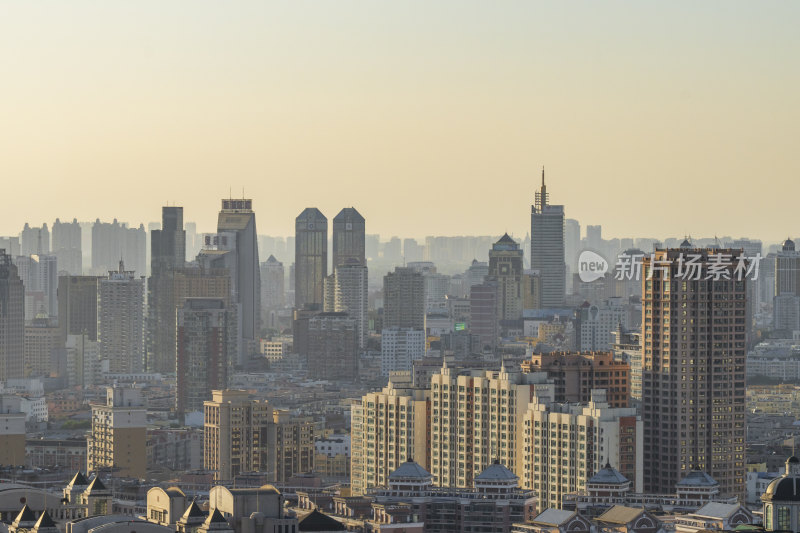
[87,386,147,479]
[204,390,272,481]
[351,381,430,495]
[430,363,552,489]
[0,396,27,467]
[642,247,747,499]
[204,390,315,483]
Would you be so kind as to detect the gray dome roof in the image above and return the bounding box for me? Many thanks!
[784,239,796,252]
[677,470,719,487]
[389,460,432,480]
[764,476,800,502]
[475,460,518,482]
[588,464,629,485]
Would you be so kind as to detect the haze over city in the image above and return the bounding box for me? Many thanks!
[4,3,800,533]
[2,1,799,240]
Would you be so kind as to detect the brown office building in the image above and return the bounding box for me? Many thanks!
[520,351,630,408]
[641,246,747,499]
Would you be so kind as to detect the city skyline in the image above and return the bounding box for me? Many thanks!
[1,2,798,241]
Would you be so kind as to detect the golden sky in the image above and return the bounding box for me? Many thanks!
[1,2,798,241]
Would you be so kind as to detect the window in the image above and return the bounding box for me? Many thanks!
[777,506,791,531]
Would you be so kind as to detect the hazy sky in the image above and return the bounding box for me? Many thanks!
[1,2,798,241]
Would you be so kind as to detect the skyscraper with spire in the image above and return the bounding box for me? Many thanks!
[530,168,566,308]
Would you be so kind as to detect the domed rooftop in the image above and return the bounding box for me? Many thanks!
[388,459,432,480]
[677,470,719,487]
[783,238,796,252]
[588,463,629,485]
[763,457,800,502]
[764,476,800,502]
[475,460,518,482]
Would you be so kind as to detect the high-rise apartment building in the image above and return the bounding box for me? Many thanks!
[147,206,187,373]
[260,255,285,330]
[531,169,566,308]
[520,351,631,408]
[15,254,58,320]
[521,270,542,310]
[203,390,315,482]
[204,390,272,481]
[642,247,747,499]
[0,237,20,258]
[0,396,27,467]
[20,223,49,256]
[66,333,101,387]
[58,275,101,342]
[307,313,358,381]
[430,364,552,489]
[469,280,498,352]
[295,208,328,309]
[52,218,82,275]
[380,327,426,376]
[775,239,800,332]
[87,386,147,479]
[521,389,643,509]
[489,234,524,321]
[151,206,186,274]
[217,199,261,361]
[466,260,489,292]
[383,267,425,329]
[97,261,145,374]
[150,263,233,375]
[332,207,365,267]
[176,298,236,417]
[351,381,430,495]
[271,410,316,483]
[576,297,630,351]
[0,249,25,381]
[24,317,62,378]
[91,220,146,277]
[323,260,368,349]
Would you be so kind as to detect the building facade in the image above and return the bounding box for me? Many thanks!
[383,267,425,329]
[97,262,145,374]
[332,207,365,268]
[87,386,147,479]
[307,313,358,381]
[489,234,524,322]
[520,351,630,408]
[642,247,747,499]
[176,298,236,417]
[295,208,328,310]
[530,169,566,308]
[521,389,643,509]
[0,249,25,381]
[217,199,261,361]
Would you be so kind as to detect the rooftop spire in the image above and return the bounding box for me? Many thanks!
[534,166,549,211]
